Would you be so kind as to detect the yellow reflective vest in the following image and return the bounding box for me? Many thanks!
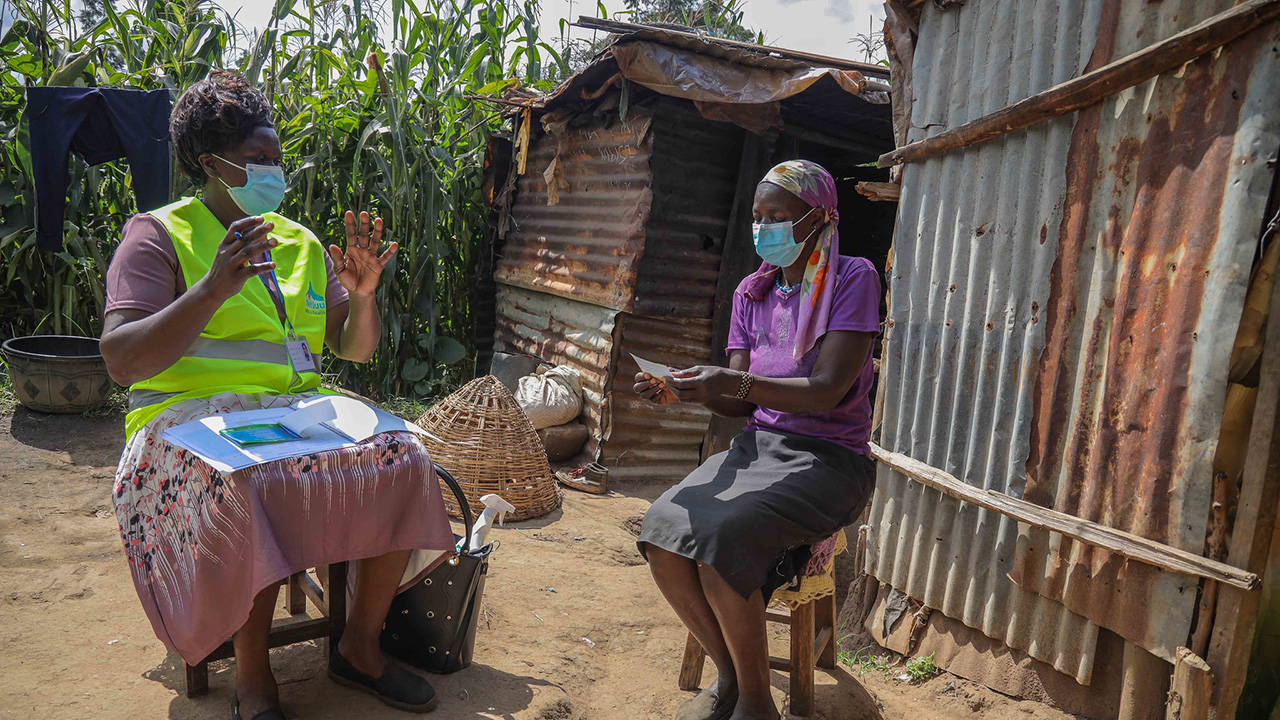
[125,197,330,437]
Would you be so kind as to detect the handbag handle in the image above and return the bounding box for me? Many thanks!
[433,462,474,555]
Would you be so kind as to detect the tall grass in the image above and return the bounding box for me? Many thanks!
[0,0,560,400]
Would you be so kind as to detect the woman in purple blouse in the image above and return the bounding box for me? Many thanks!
[634,160,880,720]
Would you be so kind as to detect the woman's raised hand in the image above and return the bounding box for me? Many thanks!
[199,216,277,303]
[330,210,399,298]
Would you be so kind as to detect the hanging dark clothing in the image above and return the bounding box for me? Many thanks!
[27,87,172,252]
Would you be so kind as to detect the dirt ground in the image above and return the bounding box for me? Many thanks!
[0,410,1085,720]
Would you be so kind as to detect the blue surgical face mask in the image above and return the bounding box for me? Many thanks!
[214,154,286,215]
[753,206,818,267]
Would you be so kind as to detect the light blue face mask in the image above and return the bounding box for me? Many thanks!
[753,206,817,267]
[214,154,286,215]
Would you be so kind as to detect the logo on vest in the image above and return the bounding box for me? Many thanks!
[305,284,326,315]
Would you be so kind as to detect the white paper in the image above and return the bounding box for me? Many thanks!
[279,397,339,436]
[631,353,674,380]
[314,396,386,442]
[162,396,427,473]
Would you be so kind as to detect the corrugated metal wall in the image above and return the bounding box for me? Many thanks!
[1015,0,1280,662]
[493,105,747,480]
[604,107,745,482]
[870,0,1280,687]
[607,313,715,481]
[493,284,617,459]
[867,0,1106,684]
[494,113,654,312]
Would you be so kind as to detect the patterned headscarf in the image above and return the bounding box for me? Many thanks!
[741,159,840,362]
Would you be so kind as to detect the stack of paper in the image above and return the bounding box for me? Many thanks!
[163,396,426,473]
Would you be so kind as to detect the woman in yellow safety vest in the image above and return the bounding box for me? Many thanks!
[101,70,454,720]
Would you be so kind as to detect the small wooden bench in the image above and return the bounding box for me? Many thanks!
[678,531,846,717]
[185,562,347,697]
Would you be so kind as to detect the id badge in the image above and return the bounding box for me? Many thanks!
[285,335,316,373]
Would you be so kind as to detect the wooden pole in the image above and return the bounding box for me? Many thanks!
[878,0,1280,168]
[1206,251,1280,718]
[869,443,1261,590]
[1167,647,1213,720]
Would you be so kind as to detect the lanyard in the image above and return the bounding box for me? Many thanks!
[258,251,298,337]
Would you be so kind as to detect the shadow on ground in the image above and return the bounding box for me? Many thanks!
[147,642,563,720]
[6,409,123,466]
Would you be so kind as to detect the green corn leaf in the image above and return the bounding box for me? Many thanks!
[47,50,95,86]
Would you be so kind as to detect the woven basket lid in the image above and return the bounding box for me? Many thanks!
[417,375,562,522]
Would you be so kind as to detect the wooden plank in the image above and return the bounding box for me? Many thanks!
[1207,251,1280,718]
[816,594,837,669]
[1190,470,1232,657]
[327,562,348,655]
[878,0,1280,168]
[1119,641,1170,720]
[765,610,792,626]
[678,632,706,691]
[286,573,307,615]
[869,443,1261,590]
[1167,647,1213,720]
[813,625,833,666]
[790,600,816,717]
[769,656,791,672]
[855,181,902,202]
[299,571,329,616]
[184,660,209,699]
[573,16,892,78]
[266,617,332,651]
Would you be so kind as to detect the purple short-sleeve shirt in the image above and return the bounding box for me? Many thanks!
[727,255,881,454]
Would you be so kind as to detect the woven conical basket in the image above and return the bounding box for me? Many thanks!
[416,375,563,522]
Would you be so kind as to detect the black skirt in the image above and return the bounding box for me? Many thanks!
[637,430,875,600]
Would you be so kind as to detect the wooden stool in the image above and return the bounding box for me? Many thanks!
[678,531,846,717]
[184,562,348,697]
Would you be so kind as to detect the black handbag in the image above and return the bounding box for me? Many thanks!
[380,464,494,674]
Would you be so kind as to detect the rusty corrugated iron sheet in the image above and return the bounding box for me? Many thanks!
[867,0,1107,684]
[870,0,1280,688]
[1013,0,1280,663]
[494,111,654,312]
[605,312,715,482]
[492,107,748,475]
[493,283,617,461]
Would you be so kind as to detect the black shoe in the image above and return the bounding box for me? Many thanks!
[232,697,286,720]
[328,648,439,713]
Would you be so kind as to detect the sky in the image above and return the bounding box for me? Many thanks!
[218,0,888,63]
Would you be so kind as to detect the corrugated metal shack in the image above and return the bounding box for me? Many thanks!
[863,1,1280,718]
[481,21,897,482]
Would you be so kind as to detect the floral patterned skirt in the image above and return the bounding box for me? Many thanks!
[113,392,456,665]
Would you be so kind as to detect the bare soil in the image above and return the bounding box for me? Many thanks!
[0,410,1082,720]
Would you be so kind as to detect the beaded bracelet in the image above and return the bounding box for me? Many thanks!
[734,371,754,400]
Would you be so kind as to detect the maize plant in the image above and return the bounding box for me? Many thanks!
[0,0,561,399]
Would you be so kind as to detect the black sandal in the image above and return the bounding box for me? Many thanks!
[232,697,287,720]
[328,648,438,713]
